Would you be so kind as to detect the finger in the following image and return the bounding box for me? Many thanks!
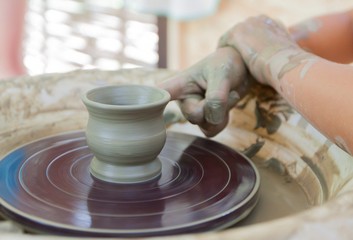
[157,74,189,100]
[179,96,205,124]
[227,90,241,110]
[204,77,231,125]
[181,90,239,136]
[201,90,240,137]
[199,114,229,137]
[232,76,255,99]
[217,32,230,48]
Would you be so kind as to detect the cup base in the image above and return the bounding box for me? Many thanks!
[90,157,162,184]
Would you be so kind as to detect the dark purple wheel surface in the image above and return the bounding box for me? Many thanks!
[0,131,259,237]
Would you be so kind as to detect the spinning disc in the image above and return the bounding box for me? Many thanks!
[0,131,259,237]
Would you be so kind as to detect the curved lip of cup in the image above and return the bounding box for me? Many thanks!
[81,84,171,110]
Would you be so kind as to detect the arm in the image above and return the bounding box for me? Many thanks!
[219,15,353,155]
[290,9,353,64]
[280,54,353,154]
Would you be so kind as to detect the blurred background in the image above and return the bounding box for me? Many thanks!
[1,0,353,79]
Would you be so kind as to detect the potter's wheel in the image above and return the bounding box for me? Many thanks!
[0,131,259,237]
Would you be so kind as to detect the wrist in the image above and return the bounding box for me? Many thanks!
[252,46,317,89]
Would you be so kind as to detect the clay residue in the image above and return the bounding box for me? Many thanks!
[301,143,341,200]
[266,48,317,82]
[236,162,311,227]
[299,59,318,79]
[205,100,226,124]
[249,45,318,89]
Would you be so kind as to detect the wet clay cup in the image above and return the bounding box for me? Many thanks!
[82,84,171,183]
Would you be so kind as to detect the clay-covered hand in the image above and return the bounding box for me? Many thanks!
[218,15,310,87]
[159,47,250,137]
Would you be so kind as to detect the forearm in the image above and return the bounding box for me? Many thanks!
[289,10,353,63]
[273,53,353,154]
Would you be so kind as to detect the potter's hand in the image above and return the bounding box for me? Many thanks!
[218,15,310,87]
[159,47,250,137]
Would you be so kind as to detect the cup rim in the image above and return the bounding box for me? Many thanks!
[82,84,171,110]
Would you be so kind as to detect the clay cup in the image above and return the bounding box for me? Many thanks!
[82,84,171,183]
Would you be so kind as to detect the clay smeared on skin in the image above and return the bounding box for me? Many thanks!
[250,46,318,87]
[248,45,288,84]
[267,49,316,82]
[299,59,318,79]
[291,19,322,41]
[205,101,225,124]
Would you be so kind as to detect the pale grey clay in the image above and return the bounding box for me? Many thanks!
[82,84,171,183]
